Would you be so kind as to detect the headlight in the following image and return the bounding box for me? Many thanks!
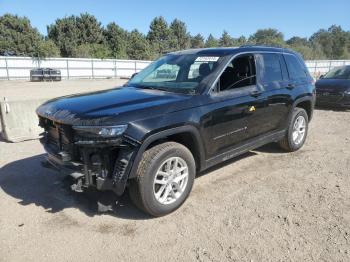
[344,89,350,95]
[73,125,128,138]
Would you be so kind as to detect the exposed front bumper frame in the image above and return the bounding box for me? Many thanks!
[40,136,138,196]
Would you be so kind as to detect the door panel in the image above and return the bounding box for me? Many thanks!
[252,53,291,136]
[201,86,261,158]
[262,89,292,130]
[244,92,270,139]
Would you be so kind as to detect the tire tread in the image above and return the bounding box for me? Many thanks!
[278,107,308,152]
[129,142,193,216]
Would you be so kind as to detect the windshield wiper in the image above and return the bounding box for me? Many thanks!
[137,85,158,90]
[130,84,195,95]
[134,84,171,92]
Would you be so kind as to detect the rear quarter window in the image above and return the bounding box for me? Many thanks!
[284,54,308,80]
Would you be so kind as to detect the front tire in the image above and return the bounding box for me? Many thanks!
[128,142,196,217]
[278,107,309,152]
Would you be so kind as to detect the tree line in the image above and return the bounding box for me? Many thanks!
[1,13,350,60]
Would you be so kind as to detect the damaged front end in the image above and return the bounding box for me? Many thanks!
[38,116,139,196]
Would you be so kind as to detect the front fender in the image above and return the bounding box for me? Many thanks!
[127,125,205,179]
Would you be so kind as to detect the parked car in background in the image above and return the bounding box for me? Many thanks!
[316,65,350,108]
[37,46,315,216]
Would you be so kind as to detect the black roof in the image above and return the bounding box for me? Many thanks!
[169,46,297,56]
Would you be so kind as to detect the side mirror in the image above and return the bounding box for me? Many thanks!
[319,74,324,79]
[130,72,138,79]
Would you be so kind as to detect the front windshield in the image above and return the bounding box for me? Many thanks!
[127,54,223,93]
[323,66,350,79]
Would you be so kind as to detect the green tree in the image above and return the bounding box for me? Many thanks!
[234,36,247,46]
[147,16,170,55]
[286,37,321,59]
[3,13,350,60]
[205,34,219,47]
[219,31,234,47]
[127,30,152,60]
[76,13,104,45]
[346,31,350,55]
[73,43,110,59]
[47,15,80,57]
[190,34,205,48]
[169,19,190,50]
[104,22,128,59]
[89,43,111,58]
[286,36,308,46]
[249,28,285,47]
[48,13,105,57]
[328,25,348,59]
[35,39,60,58]
[0,14,44,56]
[74,44,91,58]
[310,25,349,59]
[310,29,334,59]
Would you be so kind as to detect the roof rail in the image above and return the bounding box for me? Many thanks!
[239,44,284,49]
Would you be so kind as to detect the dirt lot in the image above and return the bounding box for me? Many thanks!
[0,79,127,101]
[0,108,349,262]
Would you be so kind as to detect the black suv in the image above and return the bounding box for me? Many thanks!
[37,46,315,216]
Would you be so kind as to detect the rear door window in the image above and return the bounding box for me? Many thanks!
[256,53,283,83]
[284,54,307,80]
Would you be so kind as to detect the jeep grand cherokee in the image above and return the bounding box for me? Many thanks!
[37,46,315,216]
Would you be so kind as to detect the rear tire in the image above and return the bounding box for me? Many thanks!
[278,107,308,152]
[128,142,196,217]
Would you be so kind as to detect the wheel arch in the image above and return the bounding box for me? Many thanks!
[290,96,314,122]
[128,125,205,179]
[295,98,313,121]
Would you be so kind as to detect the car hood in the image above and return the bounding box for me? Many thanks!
[36,86,193,126]
[316,79,350,93]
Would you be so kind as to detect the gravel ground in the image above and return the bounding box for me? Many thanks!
[0,108,349,262]
[0,79,126,101]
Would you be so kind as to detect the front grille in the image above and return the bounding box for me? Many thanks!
[47,126,70,150]
[40,117,75,157]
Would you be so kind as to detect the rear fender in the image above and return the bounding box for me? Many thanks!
[287,96,314,126]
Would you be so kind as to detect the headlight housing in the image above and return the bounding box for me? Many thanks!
[344,89,350,95]
[72,125,128,138]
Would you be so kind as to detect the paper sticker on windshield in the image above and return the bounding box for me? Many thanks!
[195,56,219,62]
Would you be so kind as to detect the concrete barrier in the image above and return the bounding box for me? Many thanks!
[0,79,127,143]
[0,104,3,136]
[0,98,45,142]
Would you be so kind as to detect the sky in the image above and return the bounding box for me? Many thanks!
[0,0,349,40]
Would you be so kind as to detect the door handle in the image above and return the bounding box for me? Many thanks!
[286,83,295,90]
[250,90,262,97]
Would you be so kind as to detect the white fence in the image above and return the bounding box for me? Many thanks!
[306,60,350,78]
[1,56,350,80]
[0,56,152,80]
